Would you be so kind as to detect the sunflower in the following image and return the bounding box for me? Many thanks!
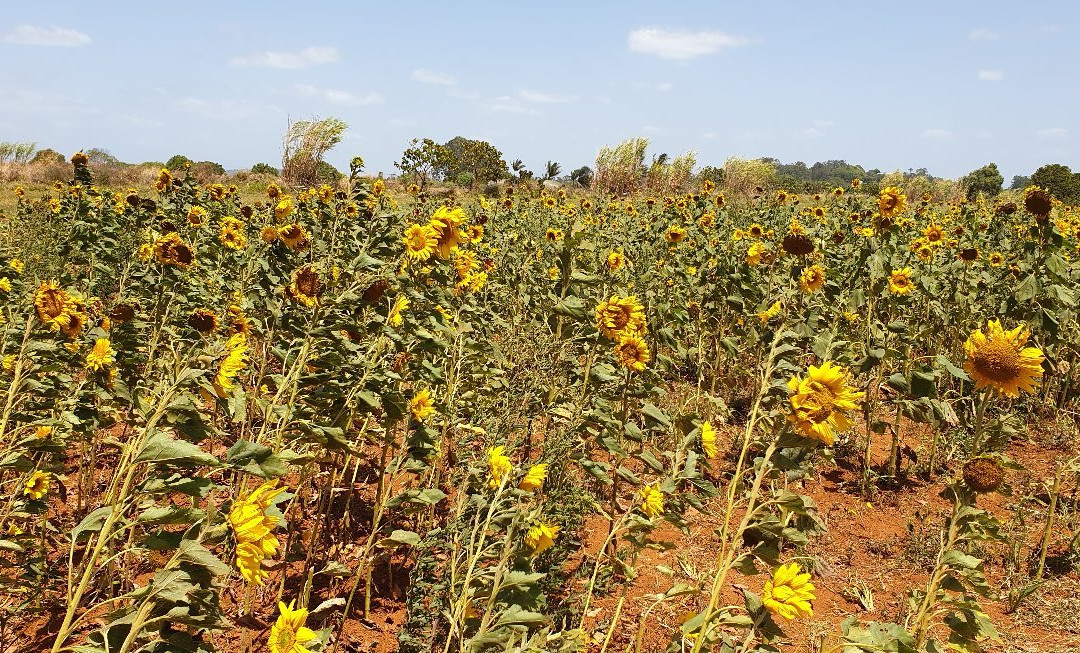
[595,296,645,339]
[544,228,563,242]
[152,233,194,267]
[410,388,435,422]
[279,224,310,251]
[34,281,73,330]
[812,206,826,219]
[454,250,478,279]
[155,168,172,191]
[832,187,845,197]
[227,305,251,336]
[958,246,979,263]
[1023,186,1053,217]
[466,224,484,243]
[776,190,789,205]
[748,223,765,239]
[756,301,782,323]
[24,470,50,499]
[215,334,248,395]
[700,211,717,229]
[60,295,89,339]
[923,223,945,245]
[524,521,559,555]
[189,308,218,334]
[888,268,914,295]
[187,206,208,227]
[431,206,466,259]
[799,265,826,294]
[228,481,284,585]
[519,463,548,492]
[287,266,323,307]
[487,445,512,489]
[988,251,1004,267]
[664,225,687,244]
[220,217,247,250]
[762,562,816,620]
[878,186,907,218]
[614,332,650,372]
[781,233,815,257]
[261,225,279,244]
[403,223,437,262]
[85,338,115,372]
[747,241,768,266]
[639,484,665,518]
[787,361,865,445]
[388,295,409,327]
[269,601,317,653]
[274,197,294,221]
[963,320,1045,397]
[700,421,717,459]
[605,251,625,271]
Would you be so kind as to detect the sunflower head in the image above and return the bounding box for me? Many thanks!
[781,233,815,257]
[878,186,907,218]
[963,320,1045,397]
[1023,186,1053,218]
[614,333,650,372]
[762,562,815,620]
[595,296,646,339]
[799,265,826,294]
[786,362,865,445]
[189,308,219,334]
[888,268,914,295]
[287,266,323,307]
[963,457,1004,494]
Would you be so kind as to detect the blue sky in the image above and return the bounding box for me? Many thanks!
[1,1,1076,181]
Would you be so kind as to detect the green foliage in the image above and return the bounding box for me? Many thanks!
[439,136,510,187]
[1031,163,1080,202]
[165,154,193,170]
[569,166,592,188]
[396,137,454,188]
[31,148,66,165]
[250,162,278,175]
[961,162,1003,200]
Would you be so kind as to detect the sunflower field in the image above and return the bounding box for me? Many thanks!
[1,152,1079,653]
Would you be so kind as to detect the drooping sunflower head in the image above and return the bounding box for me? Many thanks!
[962,320,1045,397]
[963,457,1005,493]
[1023,186,1053,218]
[595,296,646,339]
[958,246,979,263]
[888,268,914,295]
[287,266,323,308]
[781,232,815,257]
[410,388,435,422]
[188,308,219,334]
[878,186,907,218]
[524,520,559,555]
[279,224,310,251]
[762,562,816,620]
[152,233,194,268]
[34,281,73,330]
[639,484,665,518]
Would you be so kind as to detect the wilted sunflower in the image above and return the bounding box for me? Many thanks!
[799,265,826,293]
[614,332,650,372]
[787,361,865,445]
[888,268,914,295]
[187,206,208,227]
[152,232,194,267]
[958,246,979,263]
[762,562,816,620]
[287,266,323,307]
[410,388,435,422]
[524,521,559,555]
[279,224,310,251]
[963,320,1045,397]
[189,308,218,334]
[1023,186,1053,217]
[261,225,279,244]
[878,186,907,218]
[403,223,437,262]
[220,217,247,250]
[962,457,1005,493]
[781,232,815,257]
[639,484,665,518]
[227,305,251,336]
[595,296,645,339]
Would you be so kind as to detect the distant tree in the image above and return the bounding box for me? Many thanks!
[166,154,193,170]
[0,142,38,164]
[86,148,120,165]
[543,161,562,181]
[511,159,533,181]
[1031,164,1080,203]
[569,166,593,188]
[960,162,1004,200]
[194,161,225,176]
[454,171,475,188]
[281,116,347,187]
[396,138,453,189]
[440,137,509,188]
[31,148,65,165]
[250,162,279,175]
[1010,175,1031,190]
[315,160,343,183]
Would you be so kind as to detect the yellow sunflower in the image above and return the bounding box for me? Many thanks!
[614,332,650,372]
[524,521,559,555]
[487,445,512,489]
[269,601,317,653]
[878,186,907,218]
[279,224,310,251]
[410,388,435,422]
[595,296,645,339]
[219,217,247,250]
[639,484,665,518]
[962,320,1044,397]
[787,361,865,445]
[888,268,914,295]
[799,265,826,294]
[762,562,815,620]
[403,223,437,262]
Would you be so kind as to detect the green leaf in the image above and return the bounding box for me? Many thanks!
[226,440,287,478]
[135,432,220,468]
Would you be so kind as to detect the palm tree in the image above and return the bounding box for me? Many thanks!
[543,160,562,181]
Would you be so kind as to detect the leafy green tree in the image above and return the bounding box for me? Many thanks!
[396,138,453,189]
[960,162,1003,200]
[1010,175,1031,190]
[1031,163,1080,203]
[165,154,193,170]
[315,160,343,183]
[251,162,279,175]
[194,161,225,176]
[511,159,533,181]
[31,148,66,165]
[440,137,509,188]
[569,166,593,188]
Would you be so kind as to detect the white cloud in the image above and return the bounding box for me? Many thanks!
[968,28,999,41]
[801,128,823,139]
[295,84,382,106]
[518,90,577,104]
[977,69,1004,81]
[480,97,540,115]
[2,25,91,47]
[920,129,956,141]
[229,46,339,70]
[814,119,835,128]
[628,28,751,60]
[655,82,673,92]
[1036,127,1070,140]
[411,68,457,85]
